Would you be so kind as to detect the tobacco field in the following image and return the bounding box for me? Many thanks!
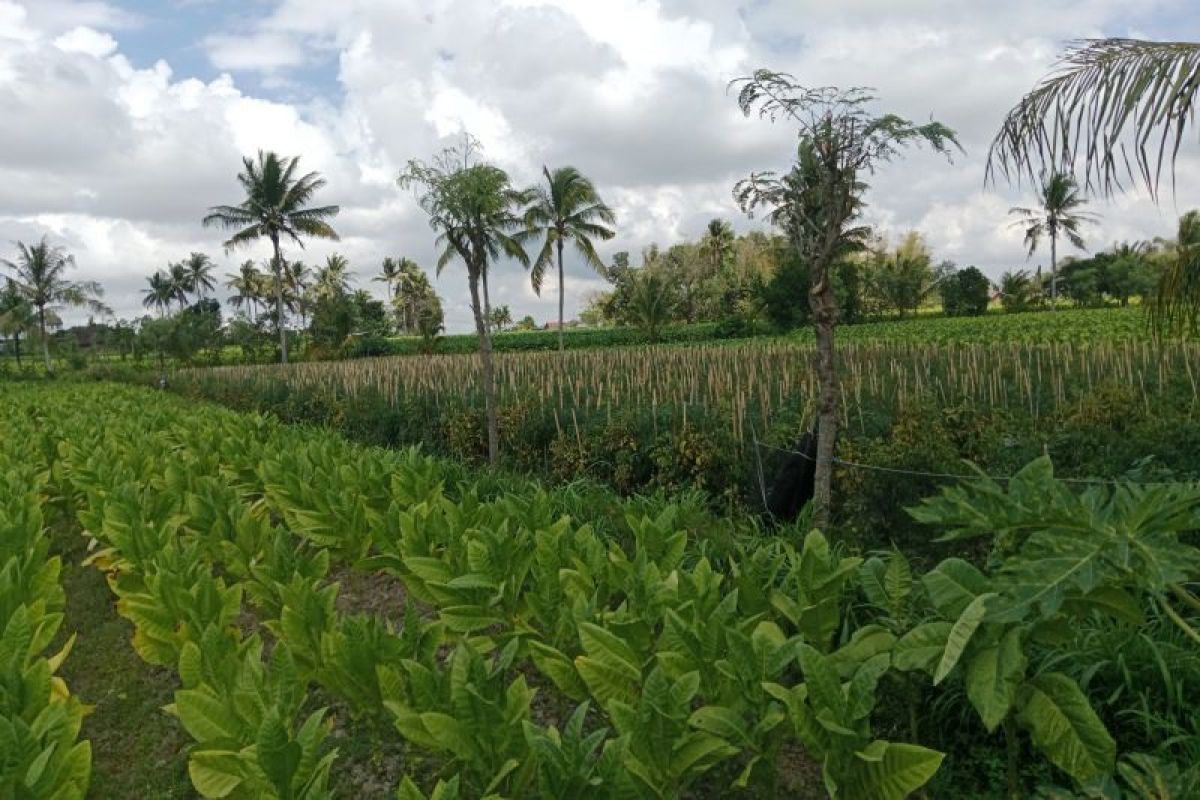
[3,382,1199,798]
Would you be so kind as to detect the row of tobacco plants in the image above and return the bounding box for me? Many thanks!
[5,382,1199,798]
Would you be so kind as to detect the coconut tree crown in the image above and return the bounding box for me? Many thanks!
[203,150,340,250]
[523,165,616,293]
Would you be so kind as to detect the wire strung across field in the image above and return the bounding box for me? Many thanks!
[751,434,1194,489]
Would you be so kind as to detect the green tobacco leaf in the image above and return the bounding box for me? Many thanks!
[965,626,1027,732]
[892,622,952,675]
[173,689,242,743]
[1018,672,1116,784]
[799,644,846,721]
[883,552,913,608]
[575,624,641,708]
[840,740,945,800]
[527,640,587,701]
[256,709,302,794]
[689,706,750,748]
[187,750,245,798]
[829,625,896,679]
[934,593,994,685]
[921,559,990,619]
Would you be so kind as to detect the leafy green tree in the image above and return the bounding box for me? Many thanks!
[864,232,934,318]
[1058,256,1103,306]
[940,266,991,316]
[203,150,340,364]
[416,294,445,354]
[1008,171,1098,307]
[398,139,529,464]
[0,278,35,367]
[1100,241,1156,306]
[626,264,677,342]
[349,289,390,337]
[514,314,537,331]
[1,237,108,372]
[523,165,616,352]
[308,294,356,351]
[733,70,960,526]
[759,245,811,329]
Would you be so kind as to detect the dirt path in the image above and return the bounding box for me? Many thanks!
[53,522,195,799]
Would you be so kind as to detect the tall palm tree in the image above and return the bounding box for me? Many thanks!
[523,166,616,351]
[1151,210,1200,336]
[375,256,403,301]
[166,261,193,309]
[142,271,175,317]
[225,260,265,321]
[182,252,216,300]
[988,39,1200,200]
[0,278,35,367]
[284,260,313,328]
[1008,171,1099,307]
[203,150,340,363]
[376,257,424,331]
[314,253,353,300]
[1,237,108,372]
[700,218,735,277]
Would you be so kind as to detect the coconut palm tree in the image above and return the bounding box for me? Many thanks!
[700,218,735,277]
[314,253,353,301]
[0,278,35,367]
[284,260,313,328]
[375,256,403,301]
[523,166,616,351]
[203,150,340,363]
[988,39,1200,200]
[225,260,265,321]
[182,252,216,300]
[1008,171,1099,307]
[166,261,193,309]
[142,271,175,317]
[1,237,108,372]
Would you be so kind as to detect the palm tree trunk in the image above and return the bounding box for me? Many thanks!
[271,234,288,364]
[557,238,565,352]
[481,266,493,335]
[14,332,21,368]
[1050,230,1058,309]
[38,306,51,373]
[468,266,499,464]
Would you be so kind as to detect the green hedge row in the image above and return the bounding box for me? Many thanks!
[346,321,752,357]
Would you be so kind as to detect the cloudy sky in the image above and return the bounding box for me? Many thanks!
[2,0,1199,331]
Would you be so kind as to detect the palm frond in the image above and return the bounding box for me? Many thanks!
[987,38,1200,199]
